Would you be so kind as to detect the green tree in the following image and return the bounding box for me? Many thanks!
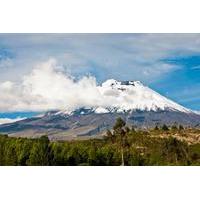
[0,135,7,165]
[113,117,126,131]
[179,125,184,130]
[88,146,97,165]
[4,142,18,165]
[27,136,50,166]
[162,124,169,131]
[106,130,115,143]
[113,118,127,166]
[171,123,178,130]
[162,137,189,165]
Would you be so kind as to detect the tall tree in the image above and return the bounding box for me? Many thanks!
[113,118,127,166]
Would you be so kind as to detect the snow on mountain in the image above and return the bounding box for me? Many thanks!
[0,79,198,137]
[194,111,200,115]
[57,79,192,115]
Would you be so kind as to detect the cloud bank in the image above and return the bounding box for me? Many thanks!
[0,59,107,112]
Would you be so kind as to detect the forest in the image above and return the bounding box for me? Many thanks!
[0,118,200,166]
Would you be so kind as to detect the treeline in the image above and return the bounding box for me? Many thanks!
[0,119,200,166]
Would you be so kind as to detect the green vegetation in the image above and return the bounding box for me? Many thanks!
[0,118,200,166]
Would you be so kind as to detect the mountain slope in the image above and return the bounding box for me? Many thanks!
[0,79,199,140]
[57,79,192,115]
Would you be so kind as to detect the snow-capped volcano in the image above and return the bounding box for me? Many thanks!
[58,79,191,115]
[0,79,199,140]
[97,79,191,113]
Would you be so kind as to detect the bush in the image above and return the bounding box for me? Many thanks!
[162,124,169,131]
[179,125,184,130]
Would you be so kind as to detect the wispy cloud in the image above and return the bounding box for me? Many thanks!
[192,65,200,70]
[1,34,200,83]
[0,117,26,125]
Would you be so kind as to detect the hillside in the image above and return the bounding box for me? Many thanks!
[0,122,200,166]
[0,79,199,139]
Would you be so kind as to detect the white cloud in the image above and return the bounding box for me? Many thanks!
[0,117,26,125]
[0,59,104,112]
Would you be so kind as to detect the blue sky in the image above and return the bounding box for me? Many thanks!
[0,34,199,119]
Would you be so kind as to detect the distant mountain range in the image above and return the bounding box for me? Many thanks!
[0,79,199,140]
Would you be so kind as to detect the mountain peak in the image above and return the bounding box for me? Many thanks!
[54,78,192,115]
[102,79,143,87]
[98,79,192,114]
